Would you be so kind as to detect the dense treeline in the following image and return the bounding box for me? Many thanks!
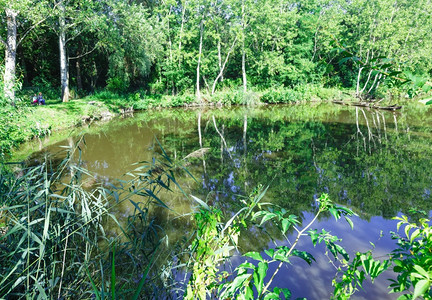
[1,0,432,102]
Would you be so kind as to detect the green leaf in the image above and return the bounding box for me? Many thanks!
[308,229,318,246]
[111,244,116,300]
[256,262,268,296]
[282,218,290,234]
[292,250,315,265]
[329,207,339,220]
[263,292,280,300]
[265,248,275,258]
[274,252,291,263]
[85,266,101,300]
[132,247,157,300]
[260,212,278,225]
[245,285,254,299]
[190,195,209,210]
[404,225,412,239]
[412,279,430,299]
[280,288,291,299]
[245,251,264,262]
[238,262,256,270]
[410,228,421,243]
[344,216,354,230]
[229,274,251,293]
[413,265,430,280]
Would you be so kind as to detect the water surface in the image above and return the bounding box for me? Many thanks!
[22,102,432,299]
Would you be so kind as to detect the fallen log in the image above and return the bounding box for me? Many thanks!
[332,100,402,111]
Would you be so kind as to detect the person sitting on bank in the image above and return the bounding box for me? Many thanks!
[37,92,45,105]
[32,94,38,105]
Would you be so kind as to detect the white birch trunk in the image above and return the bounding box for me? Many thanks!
[4,9,18,101]
[178,1,187,67]
[196,20,204,101]
[211,37,237,95]
[217,38,223,82]
[356,67,363,97]
[59,3,69,102]
[241,0,247,93]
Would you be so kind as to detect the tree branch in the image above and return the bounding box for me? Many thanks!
[69,42,99,60]
[18,0,64,47]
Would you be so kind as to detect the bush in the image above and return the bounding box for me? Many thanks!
[260,87,300,104]
[165,94,196,107]
[210,89,260,106]
[260,85,341,104]
[106,76,129,93]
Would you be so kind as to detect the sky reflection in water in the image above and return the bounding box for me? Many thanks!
[25,102,432,299]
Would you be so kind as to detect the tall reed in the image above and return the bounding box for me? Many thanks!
[0,139,183,299]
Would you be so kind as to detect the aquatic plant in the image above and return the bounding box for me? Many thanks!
[0,139,182,298]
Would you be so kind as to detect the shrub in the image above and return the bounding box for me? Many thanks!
[106,76,129,93]
[260,87,300,104]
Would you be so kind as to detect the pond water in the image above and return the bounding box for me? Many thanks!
[21,102,432,299]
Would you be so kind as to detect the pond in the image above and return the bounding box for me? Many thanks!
[20,102,432,299]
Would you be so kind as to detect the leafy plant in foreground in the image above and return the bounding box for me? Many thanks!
[332,213,432,299]
[390,215,432,299]
[217,193,355,300]
[184,189,356,299]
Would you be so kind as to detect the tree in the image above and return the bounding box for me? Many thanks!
[323,0,432,97]
[0,0,47,102]
[100,1,162,92]
[50,0,104,102]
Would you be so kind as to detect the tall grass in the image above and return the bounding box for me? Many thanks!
[0,139,184,299]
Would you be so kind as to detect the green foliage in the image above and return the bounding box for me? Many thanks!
[332,251,391,299]
[390,214,432,299]
[332,214,432,299]
[0,99,53,159]
[106,76,129,93]
[0,105,23,158]
[260,85,340,104]
[260,87,301,104]
[0,141,184,298]
[180,191,356,299]
[2,0,431,100]
[184,205,236,299]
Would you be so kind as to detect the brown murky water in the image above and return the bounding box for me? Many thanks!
[20,102,432,299]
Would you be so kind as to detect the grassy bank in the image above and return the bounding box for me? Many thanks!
[4,82,428,161]
[1,85,346,160]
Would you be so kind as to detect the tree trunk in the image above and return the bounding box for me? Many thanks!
[196,20,204,101]
[217,38,223,82]
[76,59,83,92]
[4,9,18,102]
[241,0,247,93]
[241,43,247,93]
[356,67,363,97]
[90,61,98,92]
[178,1,187,67]
[211,37,237,95]
[59,3,69,102]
